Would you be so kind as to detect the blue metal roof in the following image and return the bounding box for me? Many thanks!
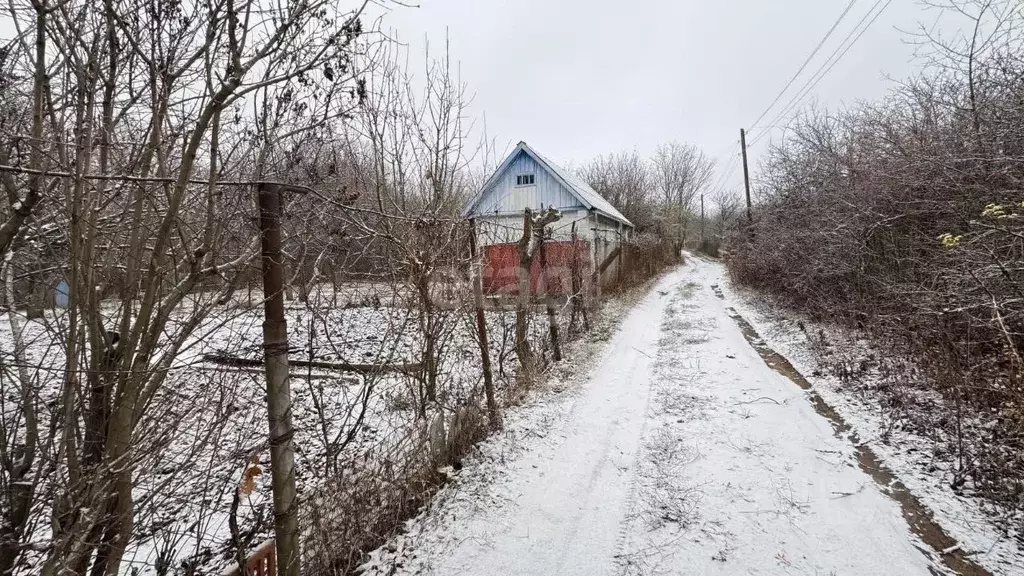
[463,142,634,228]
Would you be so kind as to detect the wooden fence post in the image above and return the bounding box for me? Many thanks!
[616,234,623,286]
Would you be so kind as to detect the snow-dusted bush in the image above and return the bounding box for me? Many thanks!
[728,0,1024,515]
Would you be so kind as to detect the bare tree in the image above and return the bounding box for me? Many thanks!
[578,151,653,230]
[513,207,560,372]
[651,142,716,249]
[728,0,1024,518]
[0,0,373,572]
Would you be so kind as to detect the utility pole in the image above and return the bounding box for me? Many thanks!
[740,128,752,223]
[257,182,300,576]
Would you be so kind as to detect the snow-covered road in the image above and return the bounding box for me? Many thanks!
[362,258,964,575]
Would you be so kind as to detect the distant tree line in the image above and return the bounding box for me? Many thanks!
[577,143,740,255]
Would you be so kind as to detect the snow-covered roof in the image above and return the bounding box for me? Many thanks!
[463,142,634,228]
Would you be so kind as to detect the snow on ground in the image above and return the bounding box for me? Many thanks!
[357,279,655,575]
[360,260,950,576]
[0,282,553,574]
[132,298,554,573]
[717,258,1024,574]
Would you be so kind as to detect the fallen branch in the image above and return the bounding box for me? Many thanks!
[632,346,653,358]
[829,484,866,499]
[736,396,783,405]
[202,353,423,375]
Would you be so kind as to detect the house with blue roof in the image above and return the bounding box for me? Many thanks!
[462,142,634,293]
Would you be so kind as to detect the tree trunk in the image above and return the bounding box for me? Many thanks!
[469,220,500,428]
[537,232,562,362]
[569,222,589,332]
[515,210,534,370]
[0,252,37,576]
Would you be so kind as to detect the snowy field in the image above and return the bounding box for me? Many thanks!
[0,281,555,575]
[359,258,1023,576]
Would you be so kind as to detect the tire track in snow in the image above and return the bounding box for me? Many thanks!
[360,269,685,576]
[610,284,689,573]
[618,259,949,575]
[616,280,713,575]
[706,270,991,576]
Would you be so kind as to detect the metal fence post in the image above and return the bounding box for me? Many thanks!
[257,182,300,576]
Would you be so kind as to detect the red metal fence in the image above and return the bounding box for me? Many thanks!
[482,240,592,295]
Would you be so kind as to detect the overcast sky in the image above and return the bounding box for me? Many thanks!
[381,0,961,191]
[0,1,969,193]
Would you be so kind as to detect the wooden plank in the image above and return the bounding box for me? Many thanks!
[203,353,423,376]
[592,246,622,280]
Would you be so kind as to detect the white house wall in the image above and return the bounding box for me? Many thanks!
[474,210,626,283]
[474,209,628,244]
[591,213,629,286]
[474,209,596,245]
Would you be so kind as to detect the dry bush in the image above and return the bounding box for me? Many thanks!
[727,0,1024,511]
[609,233,682,292]
[301,401,489,575]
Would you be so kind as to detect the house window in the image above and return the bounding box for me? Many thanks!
[515,174,535,186]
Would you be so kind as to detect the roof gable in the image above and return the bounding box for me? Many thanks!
[463,142,634,228]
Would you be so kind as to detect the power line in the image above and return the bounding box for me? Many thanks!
[710,139,740,161]
[748,0,859,133]
[715,156,739,192]
[750,0,894,147]
[719,148,741,189]
[752,0,892,146]
[707,141,739,190]
[710,144,742,193]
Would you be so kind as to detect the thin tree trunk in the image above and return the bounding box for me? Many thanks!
[469,220,499,428]
[515,208,561,372]
[569,222,589,332]
[0,252,37,576]
[515,210,534,370]
[537,230,562,362]
[413,267,438,405]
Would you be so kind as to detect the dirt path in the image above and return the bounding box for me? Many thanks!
[362,260,969,575]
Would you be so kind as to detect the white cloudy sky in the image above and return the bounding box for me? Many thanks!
[380,0,967,191]
[1,0,974,193]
